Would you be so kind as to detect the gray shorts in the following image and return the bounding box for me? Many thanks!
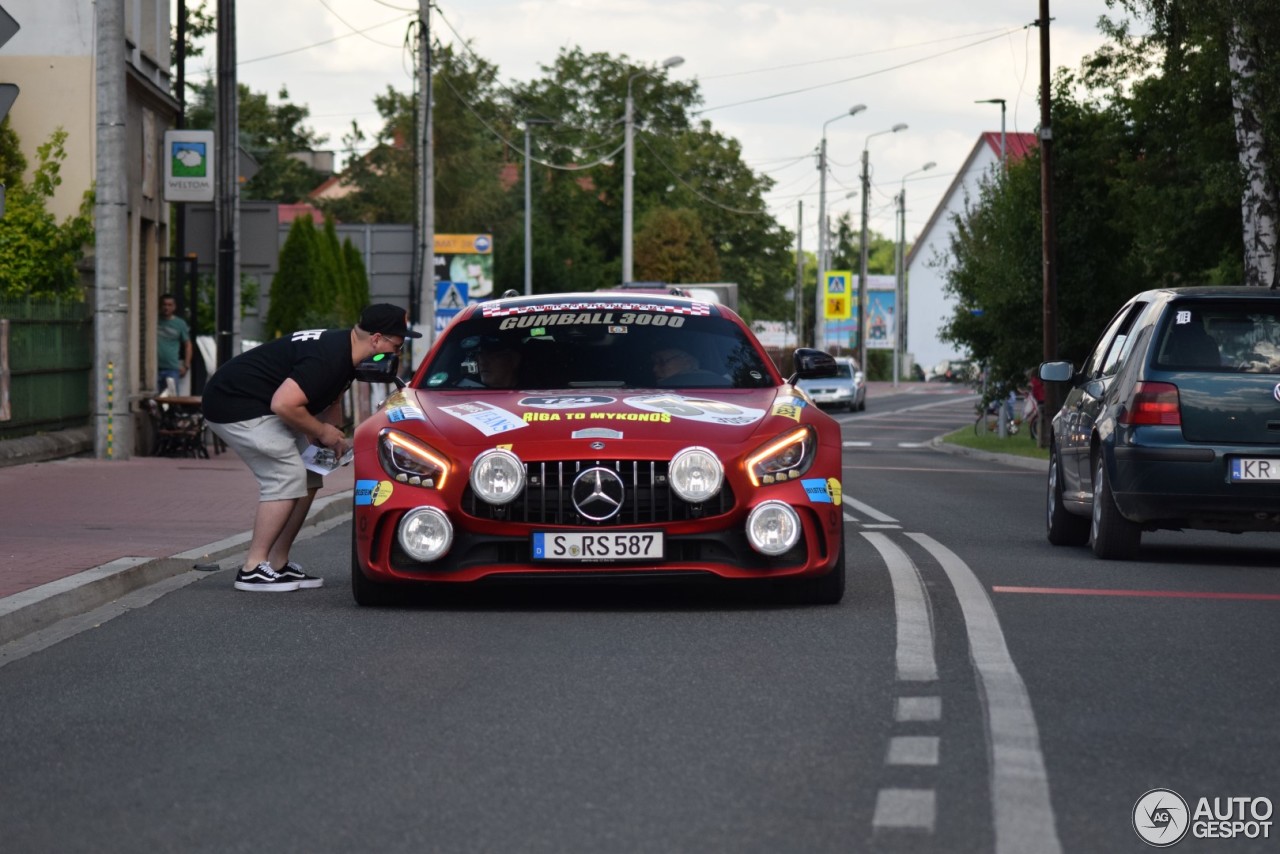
[207,415,322,501]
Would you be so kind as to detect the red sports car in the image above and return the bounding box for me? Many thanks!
[349,292,846,605]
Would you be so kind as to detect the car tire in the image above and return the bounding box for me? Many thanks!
[787,539,846,605]
[1046,443,1089,546]
[1090,455,1141,560]
[351,522,399,606]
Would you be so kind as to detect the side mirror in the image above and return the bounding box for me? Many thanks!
[355,353,405,387]
[788,348,838,383]
[1039,361,1074,383]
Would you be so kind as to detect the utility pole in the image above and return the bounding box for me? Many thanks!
[412,0,435,367]
[894,189,904,387]
[215,0,239,368]
[94,0,129,458]
[1038,0,1057,447]
[794,201,804,348]
[815,138,829,351]
[857,147,870,371]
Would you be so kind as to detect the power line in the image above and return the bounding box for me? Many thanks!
[239,12,414,65]
[637,135,771,216]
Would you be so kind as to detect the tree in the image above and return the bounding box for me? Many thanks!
[186,79,328,203]
[266,215,340,335]
[0,127,94,300]
[342,239,371,323]
[634,208,721,282]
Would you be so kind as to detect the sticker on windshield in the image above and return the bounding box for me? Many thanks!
[625,393,766,426]
[483,301,711,318]
[438,402,528,436]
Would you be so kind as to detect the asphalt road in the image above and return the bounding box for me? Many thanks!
[2,386,1277,853]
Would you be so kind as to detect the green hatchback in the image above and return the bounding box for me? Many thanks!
[1041,286,1280,559]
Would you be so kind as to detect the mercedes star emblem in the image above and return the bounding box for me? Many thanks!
[571,467,625,521]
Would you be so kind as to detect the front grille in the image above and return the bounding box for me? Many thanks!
[463,459,735,526]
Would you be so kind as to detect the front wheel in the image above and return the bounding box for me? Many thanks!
[1090,455,1141,559]
[785,540,846,605]
[1046,444,1089,546]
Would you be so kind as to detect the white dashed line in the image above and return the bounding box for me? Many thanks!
[842,495,897,523]
[895,696,942,722]
[886,736,941,766]
[908,533,1063,854]
[872,788,936,831]
[861,523,902,529]
[842,440,872,447]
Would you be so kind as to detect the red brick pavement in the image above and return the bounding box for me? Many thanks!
[0,455,353,599]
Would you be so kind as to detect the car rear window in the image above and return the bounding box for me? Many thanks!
[420,304,776,390]
[1154,301,1280,373]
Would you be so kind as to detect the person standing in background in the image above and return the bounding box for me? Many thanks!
[157,293,192,393]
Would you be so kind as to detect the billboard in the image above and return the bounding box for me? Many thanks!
[433,234,493,298]
[824,275,896,352]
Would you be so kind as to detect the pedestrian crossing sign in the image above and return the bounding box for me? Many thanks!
[824,271,852,319]
[436,281,468,309]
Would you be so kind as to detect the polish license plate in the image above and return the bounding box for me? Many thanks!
[532,531,664,561]
[1230,458,1280,481]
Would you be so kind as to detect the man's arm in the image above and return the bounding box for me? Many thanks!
[181,333,193,376]
[271,379,346,451]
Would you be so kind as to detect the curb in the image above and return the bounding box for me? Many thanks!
[0,490,352,648]
[929,436,1049,471]
[0,426,94,469]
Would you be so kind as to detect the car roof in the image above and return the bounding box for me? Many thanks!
[1137,285,1280,301]
[465,291,720,314]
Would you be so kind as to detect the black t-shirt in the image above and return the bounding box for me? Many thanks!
[202,328,355,424]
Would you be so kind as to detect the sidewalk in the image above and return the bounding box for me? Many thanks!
[0,447,353,646]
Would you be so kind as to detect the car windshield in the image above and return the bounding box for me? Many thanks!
[1154,301,1280,373]
[834,364,853,379]
[420,304,776,390]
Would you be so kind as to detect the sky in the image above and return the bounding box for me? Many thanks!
[186,0,1124,248]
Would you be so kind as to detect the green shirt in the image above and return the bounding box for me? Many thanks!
[157,315,190,370]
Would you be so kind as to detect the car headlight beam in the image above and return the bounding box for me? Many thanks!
[470,448,526,505]
[379,429,449,488]
[746,425,816,486]
[669,446,724,503]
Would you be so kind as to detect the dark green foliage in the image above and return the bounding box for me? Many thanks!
[0,126,94,300]
[341,239,371,325]
[265,215,341,335]
[634,208,721,283]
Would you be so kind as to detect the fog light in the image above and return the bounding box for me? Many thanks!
[746,501,801,556]
[397,507,453,561]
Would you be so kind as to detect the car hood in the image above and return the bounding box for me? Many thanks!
[378,387,809,451]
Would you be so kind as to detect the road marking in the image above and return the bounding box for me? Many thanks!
[897,442,926,448]
[862,523,902,529]
[994,585,1280,602]
[863,532,937,682]
[896,696,942,722]
[843,512,858,523]
[887,735,940,766]
[843,495,897,522]
[842,440,873,447]
[873,788,936,831]
[909,533,1063,854]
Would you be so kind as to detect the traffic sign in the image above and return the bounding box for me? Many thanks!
[0,5,19,130]
[436,281,468,310]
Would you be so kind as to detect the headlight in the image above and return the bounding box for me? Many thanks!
[379,429,449,488]
[746,501,801,555]
[669,446,723,503]
[746,425,816,486]
[470,448,525,505]
[398,507,453,561]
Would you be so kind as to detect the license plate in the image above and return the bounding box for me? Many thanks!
[532,531,664,561]
[1230,458,1280,481]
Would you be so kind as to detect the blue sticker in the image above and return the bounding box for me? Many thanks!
[801,478,832,503]
[355,479,379,505]
[388,406,426,422]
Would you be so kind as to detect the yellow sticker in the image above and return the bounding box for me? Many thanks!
[497,444,513,451]
[372,481,394,506]
[772,402,802,422]
[826,478,842,505]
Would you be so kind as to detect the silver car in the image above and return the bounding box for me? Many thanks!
[796,356,865,412]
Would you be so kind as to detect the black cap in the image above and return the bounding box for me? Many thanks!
[359,303,422,338]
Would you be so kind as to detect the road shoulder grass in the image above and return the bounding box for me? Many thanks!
[941,427,1050,461]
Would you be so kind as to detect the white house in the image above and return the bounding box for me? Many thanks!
[906,131,1037,376]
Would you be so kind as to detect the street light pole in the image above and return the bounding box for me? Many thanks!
[622,55,683,283]
[976,98,1007,172]
[858,123,907,372]
[814,104,866,352]
[523,118,553,296]
[894,161,935,387]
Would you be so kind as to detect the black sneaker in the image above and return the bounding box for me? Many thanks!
[279,561,324,589]
[233,563,300,592]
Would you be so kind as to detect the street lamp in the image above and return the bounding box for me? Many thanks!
[623,55,684,283]
[893,161,936,387]
[858,122,907,372]
[523,118,554,296]
[976,98,1007,172]
[814,104,866,352]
